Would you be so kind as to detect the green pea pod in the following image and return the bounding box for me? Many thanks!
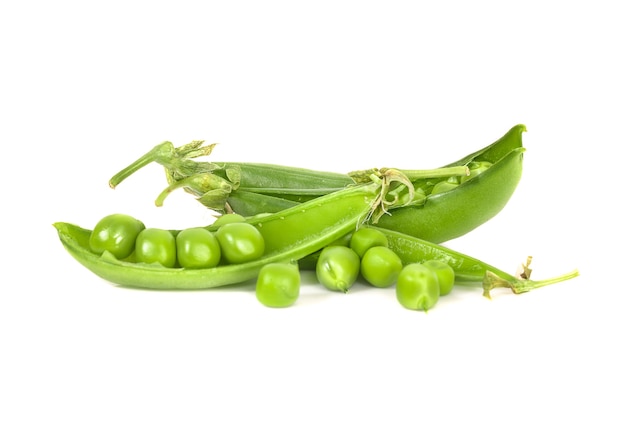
[107,125,527,244]
[54,181,393,290]
[375,227,579,298]
[374,126,525,243]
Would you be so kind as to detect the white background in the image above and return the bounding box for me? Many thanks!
[2,1,624,433]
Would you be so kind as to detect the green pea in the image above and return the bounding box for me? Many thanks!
[256,263,300,308]
[422,260,455,295]
[89,214,145,259]
[176,228,221,269]
[135,228,177,267]
[431,177,460,195]
[460,160,493,183]
[316,245,360,292]
[396,263,440,311]
[349,227,388,258]
[360,246,403,288]
[213,213,246,227]
[215,222,265,264]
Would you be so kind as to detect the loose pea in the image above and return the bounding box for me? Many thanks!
[316,245,360,292]
[135,228,177,267]
[176,228,221,269]
[89,214,145,259]
[349,227,388,258]
[396,263,440,311]
[422,260,455,295]
[360,246,403,288]
[256,263,300,308]
[215,222,265,264]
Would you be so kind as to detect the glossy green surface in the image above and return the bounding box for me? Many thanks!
[135,228,177,268]
[215,222,265,264]
[360,246,403,288]
[316,246,361,293]
[396,264,440,311]
[89,214,145,259]
[176,228,221,269]
[256,263,300,308]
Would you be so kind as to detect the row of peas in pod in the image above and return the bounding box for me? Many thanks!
[88,213,265,268]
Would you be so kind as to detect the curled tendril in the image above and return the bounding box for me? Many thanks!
[366,168,415,224]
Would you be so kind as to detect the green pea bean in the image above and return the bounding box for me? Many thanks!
[430,177,460,195]
[349,227,389,258]
[215,222,265,264]
[256,263,300,308]
[360,246,403,288]
[396,264,440,311]
[316,246,361,293]
[460,161,492,183]
[176,228,221,269]
[135,228,177,268]
[422,259,455,295]
[89,214,145,259]
[212,213,246,227]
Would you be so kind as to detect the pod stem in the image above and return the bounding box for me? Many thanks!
[349,165,469,184]
[482,257,580,299]
[109,142,175,188]
[154,173,234,209]
[108,140,219,188]
[399,166,470,181]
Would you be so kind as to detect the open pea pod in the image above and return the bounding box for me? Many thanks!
[55,182,386,290]
[375,125,526,243]
[108,124,527,244]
